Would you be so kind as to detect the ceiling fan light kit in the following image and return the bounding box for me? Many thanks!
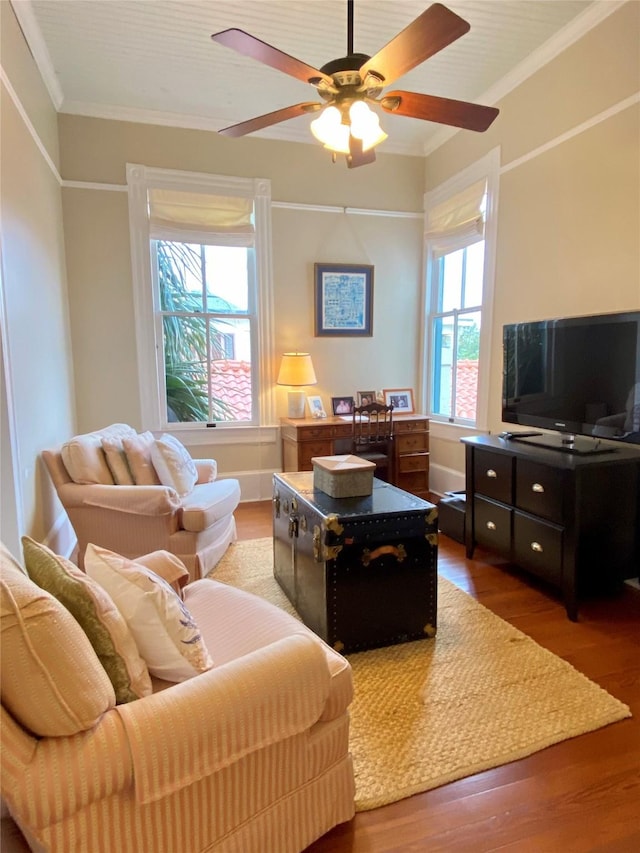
[211,1,499,168]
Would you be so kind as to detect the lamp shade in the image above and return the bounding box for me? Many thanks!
[277,353,317,387]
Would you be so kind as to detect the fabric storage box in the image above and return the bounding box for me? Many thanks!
[311,454,376,498]
[273,471,438,653]
[438,491,466,543]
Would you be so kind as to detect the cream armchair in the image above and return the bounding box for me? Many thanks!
[0,542,355,852]
[42,424,241,581]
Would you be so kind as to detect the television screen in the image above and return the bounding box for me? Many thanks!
[502,310,640,449]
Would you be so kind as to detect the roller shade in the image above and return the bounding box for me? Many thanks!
[149,189,254,245]
[425,179,486,255]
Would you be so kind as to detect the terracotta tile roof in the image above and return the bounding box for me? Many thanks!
[210,360,252,420]
[456,359,479,420]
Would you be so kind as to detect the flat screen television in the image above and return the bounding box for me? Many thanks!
[502,310,640,453]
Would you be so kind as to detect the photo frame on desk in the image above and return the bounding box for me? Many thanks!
[331,396,355,415]
[307,395,327,418]
[383,388,415,414]
[314,263,373,337]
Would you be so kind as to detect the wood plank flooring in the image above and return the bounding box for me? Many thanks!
[237,500,640,853]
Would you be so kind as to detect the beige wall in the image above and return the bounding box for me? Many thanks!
[426,1,640,483]
[1,1,75,554]
[58,116,426,483]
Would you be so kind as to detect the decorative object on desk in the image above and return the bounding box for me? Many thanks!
[314,263,373,337]
[384,388,414,413]
[357,390,376,406]
[213,538,631,813]
[276,352,317,419]
[311,454,376,498]
[306,395,327,419]
[332,395,355,415]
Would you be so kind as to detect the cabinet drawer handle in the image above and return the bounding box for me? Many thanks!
[532,483,545,493]
[486,521,497,530]
[531,541,543,553]
[486,469,497,478]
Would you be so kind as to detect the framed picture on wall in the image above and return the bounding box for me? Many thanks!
[314,263,373,337]
[383,388,415,414]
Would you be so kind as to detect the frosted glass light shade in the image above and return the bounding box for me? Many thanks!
[310,101,387,154]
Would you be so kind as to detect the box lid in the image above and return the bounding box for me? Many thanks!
[311,454,376,474]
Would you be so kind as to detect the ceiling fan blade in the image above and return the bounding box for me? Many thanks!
[347,135,377,169]
[211,28,334,88]
[218,103,322,138]
[359,3,470,88]
[380,90,499,132]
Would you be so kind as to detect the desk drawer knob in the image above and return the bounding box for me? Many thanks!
[486,469,497,478]
[532,483,545,493]
[531,541,543,552]
[486,521,497,531]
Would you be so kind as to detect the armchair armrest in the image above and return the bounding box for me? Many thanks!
[57,482,181,516]
[194,458,217,484]
[116,633,331,804]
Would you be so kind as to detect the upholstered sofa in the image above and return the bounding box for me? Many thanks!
[42,424,241,581]
[0,540,355,852]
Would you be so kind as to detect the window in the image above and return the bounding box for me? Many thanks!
[422,149,500,430]
[127,166,274,431]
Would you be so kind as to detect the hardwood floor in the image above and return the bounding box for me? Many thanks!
[237,500,640,853]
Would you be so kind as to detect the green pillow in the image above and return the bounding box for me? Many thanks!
[21,537,152,704]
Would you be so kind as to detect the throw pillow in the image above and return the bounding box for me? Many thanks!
[122,431,162,486]
[151,434,198,496]
[85,544,213,682]
[22,537,152,704]
[102,436,135,485]
[61,423,136,484]
[0,542,115,737]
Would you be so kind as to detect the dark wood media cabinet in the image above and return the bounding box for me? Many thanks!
[462,435,640,620]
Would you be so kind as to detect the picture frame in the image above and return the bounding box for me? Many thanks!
[306,395,327,418]
[356,391,376,407]
[331,396,355,416]
[314,263,373,337]
[383,388,415,414]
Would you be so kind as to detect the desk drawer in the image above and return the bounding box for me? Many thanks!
[398,452,429,474]
[396,433,429,453]
[298,425,333,440]
[395,419,428,433]
[299,441,333,469]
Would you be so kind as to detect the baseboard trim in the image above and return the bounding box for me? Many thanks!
[429,464,465,499]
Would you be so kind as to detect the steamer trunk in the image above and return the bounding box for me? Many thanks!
[273,471,438,653]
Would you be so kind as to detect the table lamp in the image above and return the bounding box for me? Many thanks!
[277,353,317,418]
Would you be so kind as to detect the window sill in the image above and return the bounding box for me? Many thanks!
[157,424,279,447]
[429,420,489,441]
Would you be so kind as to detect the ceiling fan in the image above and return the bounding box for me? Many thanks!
[211,1,499,168]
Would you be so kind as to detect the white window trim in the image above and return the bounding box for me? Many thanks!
[127,164,276,435]
[420,146,501,432]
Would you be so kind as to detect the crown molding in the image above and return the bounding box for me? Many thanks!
[10,0,63,109]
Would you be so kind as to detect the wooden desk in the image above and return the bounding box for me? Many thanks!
[280,414,430,499]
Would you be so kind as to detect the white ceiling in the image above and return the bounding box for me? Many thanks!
[13,0,609,156]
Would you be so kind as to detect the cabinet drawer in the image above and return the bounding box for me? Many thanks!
[397,470,429,494]
[398,452,429,474]
[474,497,512,554]
[332,423,354,438]
[513,512,563,584]
[395,419,428,433]
[515,460,564,521]
[396,433,429,453]
[300,441,333,469]
[473,450,513,503]
[297,425,332,440]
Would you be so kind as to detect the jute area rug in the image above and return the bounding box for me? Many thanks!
[211,538,631,812]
